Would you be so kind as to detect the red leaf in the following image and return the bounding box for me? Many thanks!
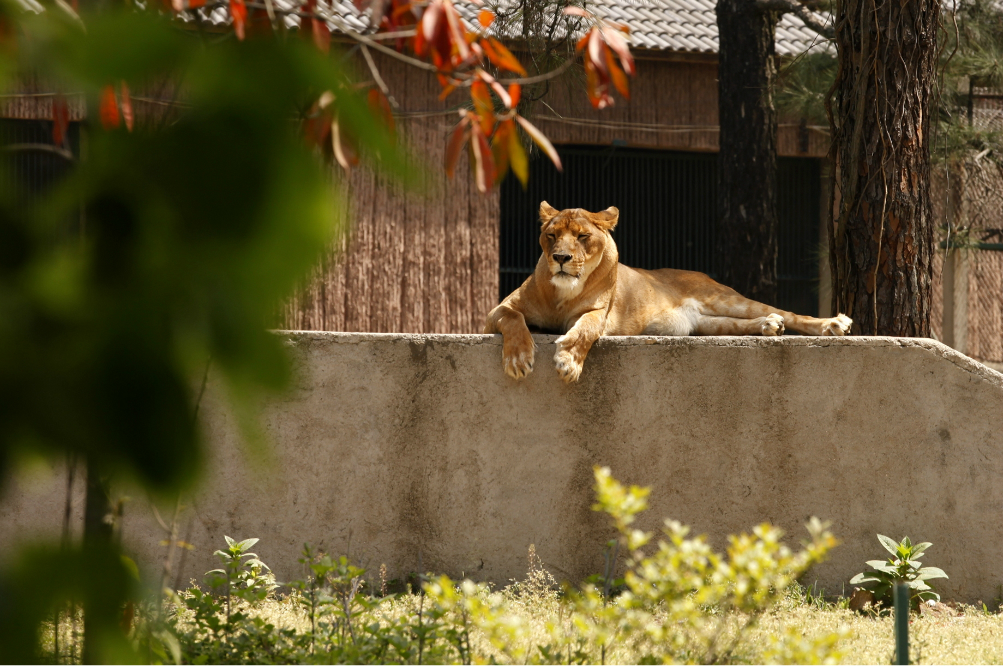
[312,18,331,53]
[470,80,495,135]
[508,83,521,108]
[99,85,120,129]
[120,81,134,132]
[470,124,495,193]
[516,114,562,172]
[604,47,629,100]
[482,37,527,77]
[441,0,469,62]
[367,88,396,137]
[445,115,469,178]
[477,8,494,28]
[51,94,69,147]
[230,0,247,39]
[421,0,441,47]
[602,26,636,76]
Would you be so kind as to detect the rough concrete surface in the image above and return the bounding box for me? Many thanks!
[3,333,1003,602]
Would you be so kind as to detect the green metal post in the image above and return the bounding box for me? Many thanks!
[894,582,909,665]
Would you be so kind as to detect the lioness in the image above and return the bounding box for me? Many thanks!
[484,202,852,383]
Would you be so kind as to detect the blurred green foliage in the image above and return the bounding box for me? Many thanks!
[0,3,401,661]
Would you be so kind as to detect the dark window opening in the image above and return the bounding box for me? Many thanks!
[500,145,821,317]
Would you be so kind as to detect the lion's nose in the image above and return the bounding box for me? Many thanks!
[553,253,571,265]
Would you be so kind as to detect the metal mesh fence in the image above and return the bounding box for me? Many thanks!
[930,88,1003,365]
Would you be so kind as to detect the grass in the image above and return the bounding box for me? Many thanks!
[231,591,1003,664]
[41,575,1003,664]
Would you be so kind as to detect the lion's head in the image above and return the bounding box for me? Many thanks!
[538,201,619,296]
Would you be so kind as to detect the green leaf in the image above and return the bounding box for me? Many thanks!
[236,538,260,551]
[917,567,949,580]
[912,542,932,557]
[877,534,901,557]
[225,536,236,548]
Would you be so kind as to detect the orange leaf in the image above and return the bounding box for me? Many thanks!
[99,85,120,129]
[477,69,511,108]
[470,80,495,136]
[508,83,521,108]
[438,82,457,100]
[367,88,396,137]
[602,26,636,76]
[313,17,331,53]
[587,29,608,76]
[482,37,527,76]
[477,8,494,29]
[516,114,562,172]
[52,94,69,147]
[230,0,247,40]
[470,124,495,193]
[491,118,510,182]
[120,81,134,132]
[445,116,469,178]
[508,120,528,187]
[604,47,629,100]
[575,32,589,53]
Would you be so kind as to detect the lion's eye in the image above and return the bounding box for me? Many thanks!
[547,234,556,241]
[578,234,589,241]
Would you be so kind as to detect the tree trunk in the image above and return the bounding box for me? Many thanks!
[82,458,113,665]
[715,0,780,304]
[829,0,940,335]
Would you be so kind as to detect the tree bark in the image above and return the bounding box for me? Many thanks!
[715,0,780,304]
[829,0,940,335]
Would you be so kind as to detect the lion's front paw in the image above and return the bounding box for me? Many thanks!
[822,313,852,336]
[760,313,785,336]
[553,333,585,383]
[502,339,535,379]
[553,349,583,383]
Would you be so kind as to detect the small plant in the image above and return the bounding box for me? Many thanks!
[850,535,948,607]
[206,536,278,626]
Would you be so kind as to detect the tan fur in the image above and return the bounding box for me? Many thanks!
[484,202,853,382]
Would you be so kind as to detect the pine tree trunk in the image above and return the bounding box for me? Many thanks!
[829,0,940,335]
[715,0,780,304]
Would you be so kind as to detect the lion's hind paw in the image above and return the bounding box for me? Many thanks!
[822,314,852,336]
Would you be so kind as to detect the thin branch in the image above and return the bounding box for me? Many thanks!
[360,44,399,108]
[2,143,75,161]
[756,0,835,38]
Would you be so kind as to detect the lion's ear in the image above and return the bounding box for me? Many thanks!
[592,206,619,231]
[539,201,559,225]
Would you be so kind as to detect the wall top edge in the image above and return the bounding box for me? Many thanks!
[275,331,1003,389]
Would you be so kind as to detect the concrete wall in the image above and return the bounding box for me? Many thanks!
[3,333,1003,602]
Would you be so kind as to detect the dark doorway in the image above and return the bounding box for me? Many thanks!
[499,145,821,316]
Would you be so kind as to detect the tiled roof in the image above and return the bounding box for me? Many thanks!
[191,0,831,57]
[578,0,831,55]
